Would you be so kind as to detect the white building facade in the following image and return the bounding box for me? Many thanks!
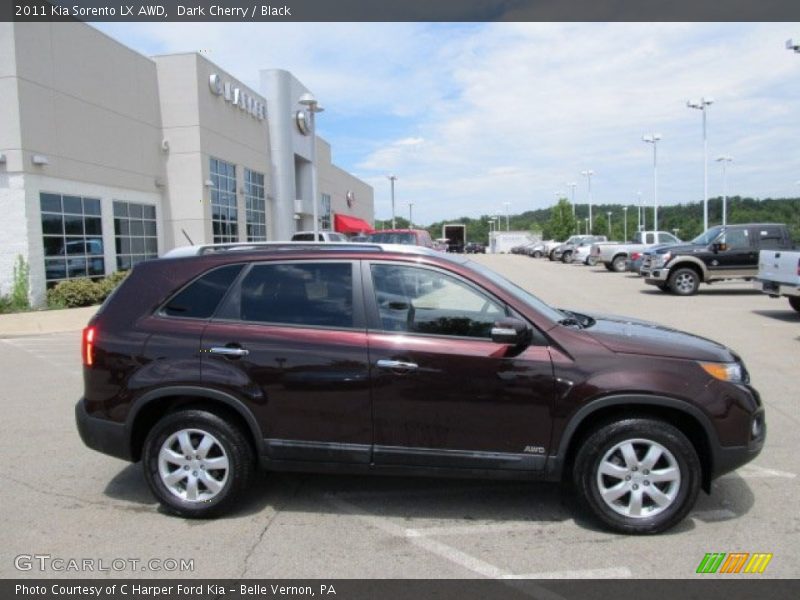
[0,22,374,306]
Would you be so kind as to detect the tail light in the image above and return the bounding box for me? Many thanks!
[82,326,96,367]
[631,252,641,260]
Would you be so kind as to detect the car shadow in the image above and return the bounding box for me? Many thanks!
[752,309,800,323]
[639,288,763,296]
[103,465,756,532]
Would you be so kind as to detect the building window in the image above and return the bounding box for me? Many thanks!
[40,192,105,287]
[320,193,332,231]
[114,201,158,271]
[210,157,238,243]
[244,169,267,241]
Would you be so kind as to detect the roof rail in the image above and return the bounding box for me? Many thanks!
[163,241,389,258]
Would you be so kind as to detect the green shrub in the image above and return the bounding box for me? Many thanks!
[11,255,30,311]
[0,294,12,314]
[47,278,104,308]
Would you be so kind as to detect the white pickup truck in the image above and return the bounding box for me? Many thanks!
[593,230,682,272]
[755,249,800,313]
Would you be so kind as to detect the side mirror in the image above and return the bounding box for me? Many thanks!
[491,317,531,346]
[712,242,728,252]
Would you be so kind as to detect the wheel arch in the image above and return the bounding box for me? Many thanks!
[126,386,263,462]
[548,394,719,493]
[668,257,707,280]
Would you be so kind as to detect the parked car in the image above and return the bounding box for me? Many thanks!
[754,249,800,312]
[511,242,538,255]
[368,229,434,248]
[625,251,646,274]
[641,223,794,295]
[571,241,596,265]
[594,231,682,273]
[552,235,608,263]
[464,241,486,254]
[291,231,348,242]
[77,242,765,534]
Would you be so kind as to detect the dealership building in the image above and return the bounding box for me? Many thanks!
[0,22,374,306]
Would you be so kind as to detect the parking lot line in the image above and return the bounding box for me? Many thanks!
[326,493,626,589]
[722,465,796,479]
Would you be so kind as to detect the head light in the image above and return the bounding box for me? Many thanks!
[699,361,744,383]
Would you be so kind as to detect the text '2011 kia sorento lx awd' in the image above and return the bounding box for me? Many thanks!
[76,243,765,534]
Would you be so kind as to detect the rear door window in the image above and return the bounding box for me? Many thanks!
[756,226,787,249]
[235,262,355,329]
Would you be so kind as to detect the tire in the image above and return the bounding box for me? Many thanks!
[143,409,255,518]
[789,296,800,313]
[533,251,543,258]
[657,283,670,292]
[561,251,573,263]
[611,255,627,273]
[668,267,700,296]
[586,256,597,266]
[604,263,615,272]
[573,418,701,534]
[549,250,557,261]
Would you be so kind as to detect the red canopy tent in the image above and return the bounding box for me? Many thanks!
[334,213,374,234]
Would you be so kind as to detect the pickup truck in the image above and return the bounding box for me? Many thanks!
[755,249,800,313]
[641,223,794,295]
[593,231,682,272]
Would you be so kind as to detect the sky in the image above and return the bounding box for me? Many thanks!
[95,22,800,225]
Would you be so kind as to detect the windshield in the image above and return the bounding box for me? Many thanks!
[369,232,416,245]
[466,260,564,324]
[691,226,724,245]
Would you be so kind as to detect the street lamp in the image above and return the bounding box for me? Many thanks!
[503,201,511,231]
[606,211,612,237]
[566,182,577,215]
[623,206,628,241]
[387,175,398,229]
[687,97,714,231]
[642,134,662,231]
[298,93,324,239]
[581,170,594,231]
[716,156,733,226]
[584,217,589,235]
[408,201,414,228]
[637,191,643,231]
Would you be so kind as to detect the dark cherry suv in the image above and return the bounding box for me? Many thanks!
[76,243,765,533]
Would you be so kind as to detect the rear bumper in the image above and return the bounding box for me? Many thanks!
[755,280,800,297]
[75,399,132,461]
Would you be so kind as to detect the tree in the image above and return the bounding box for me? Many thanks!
[546,198,577,241]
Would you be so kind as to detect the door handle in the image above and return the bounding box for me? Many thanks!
[208,346,250,358]
[376,359,418,371]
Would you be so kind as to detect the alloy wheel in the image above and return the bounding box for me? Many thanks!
[158,428,230,502]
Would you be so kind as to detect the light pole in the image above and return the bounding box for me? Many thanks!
[716,156,733,226]
[606,211,612,237]
[581,170,594,232]
[566,182,577,215]
[298,93,324,239]
[503,201,511,231]
[623,206,628,241]
[637,191,643,231]
[584,218,589,235]
[387,175,397,229]
[687,97,714,231]
[642,134,661,231]
[408,201,414,228]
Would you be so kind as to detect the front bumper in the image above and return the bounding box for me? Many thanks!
[75,399,132,461]
[713,408,766,479]
[643,267,670,285]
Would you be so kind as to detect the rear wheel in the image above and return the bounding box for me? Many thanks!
[549,250,558,261]
[143,410,255,518]
[612,255,627,272]
[604,263,615,272]
[533,251,543,258]
[573,418,701,534]
[561,251,573,263]
[668,267,700,296]
[789,296,800,313]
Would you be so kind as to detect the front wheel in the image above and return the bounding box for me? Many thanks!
[573,418,701,534]
[561,251,573,263]
[669,267,700,296]
[143,410,255,518]
[789,296,800,313]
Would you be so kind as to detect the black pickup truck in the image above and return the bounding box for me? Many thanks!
[640,223,794,295]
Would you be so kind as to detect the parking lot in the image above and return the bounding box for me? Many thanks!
[1,255,797,580]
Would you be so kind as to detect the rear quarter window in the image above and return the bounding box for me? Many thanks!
[161,264,243,319]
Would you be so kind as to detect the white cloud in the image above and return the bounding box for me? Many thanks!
[96,21,800,224]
